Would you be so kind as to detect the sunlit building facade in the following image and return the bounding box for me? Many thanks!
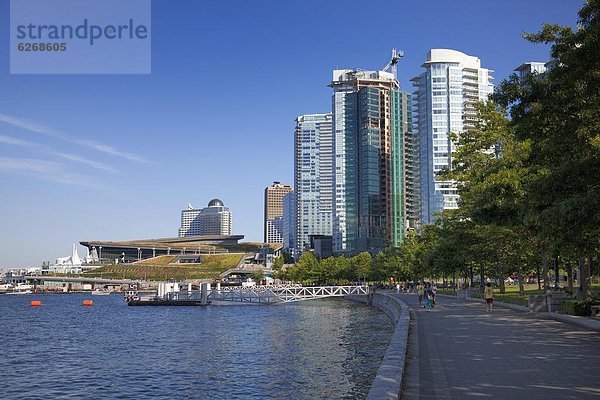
[330,69,412,254]
[294,113,334,253]
[264,181,293,244]
[179,199,232,237]
[412,49,494,224]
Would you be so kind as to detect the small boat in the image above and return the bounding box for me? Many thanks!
[91,289,111,296]
[5,284,33,295]
[5,289,33,295]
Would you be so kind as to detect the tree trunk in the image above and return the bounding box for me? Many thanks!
[566,262,574,293]
[580,257,592,301]
[536,264,541,290]
[499,274,506,294]
[518,264,525,296]
[542,250,550,292]
[480,266,485,292]
[470,266,474,287]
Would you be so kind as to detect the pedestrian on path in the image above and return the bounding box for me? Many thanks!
[424,283,433,311]
[396,283,401,293]
[485,282,494,312]
[431,282,437,307]
[417,283,424,307]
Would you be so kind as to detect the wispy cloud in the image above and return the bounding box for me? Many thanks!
[0,113,149,164]
[0,134,117,173]
[77,140,149,164]
[0,134,32,146]
[0,113,63,137]
[0,156,99,189]
[55,153,116,173]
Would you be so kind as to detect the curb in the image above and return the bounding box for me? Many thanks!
[435,293,529,312]
[466,296,529,312]
[436,293,600,332]
[546,311,600,332]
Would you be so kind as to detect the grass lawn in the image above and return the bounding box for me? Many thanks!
[470,283,600,306]
[133,255,177,265]
[83,253,244,281]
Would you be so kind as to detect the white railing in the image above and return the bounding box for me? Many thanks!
[209,285,369,304]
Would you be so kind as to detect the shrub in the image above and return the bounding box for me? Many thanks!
[559,300,591,316]
[436,289,457,296]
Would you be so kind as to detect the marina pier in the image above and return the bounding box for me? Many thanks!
[126,283,370,306]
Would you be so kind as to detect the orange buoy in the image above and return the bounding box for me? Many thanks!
[82,299,94,306]
[31,300,42,307]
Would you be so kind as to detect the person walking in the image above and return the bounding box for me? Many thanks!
[424,283,433,311]
[484,282,494,312]
[431,282,437,307]
[417,283,424,307]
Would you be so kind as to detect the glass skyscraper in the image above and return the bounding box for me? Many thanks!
[294,113,334,253]
[412,49,494,224]
[330,70,412,254]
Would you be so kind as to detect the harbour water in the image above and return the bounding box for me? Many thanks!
[0,294,393,399]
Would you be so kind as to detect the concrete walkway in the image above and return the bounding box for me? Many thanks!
[397,293,600,400]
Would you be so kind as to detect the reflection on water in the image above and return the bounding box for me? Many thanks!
[0,294,393,399]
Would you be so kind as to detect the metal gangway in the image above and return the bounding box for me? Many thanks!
[209,285,370,304]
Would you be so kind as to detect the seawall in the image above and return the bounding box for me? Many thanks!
[346,292,410,400]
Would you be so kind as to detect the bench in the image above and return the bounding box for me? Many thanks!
[591,305,600,318]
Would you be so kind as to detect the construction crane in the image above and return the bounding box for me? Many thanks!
[382,48,404,78]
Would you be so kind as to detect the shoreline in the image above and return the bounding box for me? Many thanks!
[346,291,410,400]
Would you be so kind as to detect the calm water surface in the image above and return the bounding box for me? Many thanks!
[0,294,393,399]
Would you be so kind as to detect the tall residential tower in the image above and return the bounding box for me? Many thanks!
[412,49,493,224]
[264,181,293,244]
[294,113,334,253]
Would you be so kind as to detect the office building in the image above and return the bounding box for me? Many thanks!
[330,69,411,254]
[179,199,232,237]
[412,49,494,224]
[294,113,334,253]
[264,181,293,243]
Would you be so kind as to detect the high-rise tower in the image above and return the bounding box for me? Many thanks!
[330,69,412,254]
[294,113,334,253]
[412,49,494,224]
[264,181,293,244]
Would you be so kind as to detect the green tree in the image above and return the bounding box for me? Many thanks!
[351,252,372,283]
[494,1,600,299]
[250,270,265,285]
[272,256,284,270]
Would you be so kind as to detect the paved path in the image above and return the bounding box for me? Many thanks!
[397,293,600,400]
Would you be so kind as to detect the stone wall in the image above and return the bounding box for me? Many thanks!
[347,292,410,400]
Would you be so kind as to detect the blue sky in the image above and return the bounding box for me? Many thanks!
[0,0,584,266]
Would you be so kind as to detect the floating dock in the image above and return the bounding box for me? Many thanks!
[127,299,210,306]
[125,283,370,306]
[125,282,210,306]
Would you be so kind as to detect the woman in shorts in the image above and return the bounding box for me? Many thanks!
[484,282,494,312]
